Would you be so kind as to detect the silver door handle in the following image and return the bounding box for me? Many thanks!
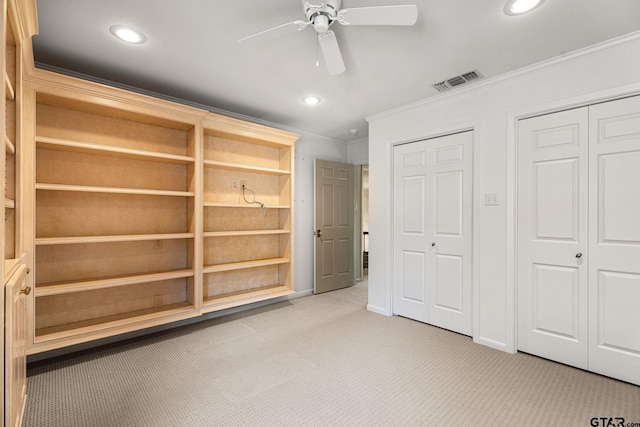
[575,252,583,258]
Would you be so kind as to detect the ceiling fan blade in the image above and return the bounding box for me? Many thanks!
[238,20,310,43]
[318,30,345,76]
[337,5,418,26]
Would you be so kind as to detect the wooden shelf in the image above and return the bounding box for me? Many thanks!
[36,183,195,198]
[203,257,290,274]
[35,232,195,246]
[5,71,15,100]
[34,303,196,343]
[36,136,195,165]
[36,269,195,297]
[203,159,290,176]
[5,134,15,155]
[204,229,290,237]
[202,285,294,312]
[203,202,290,209]
[5,198,15,209]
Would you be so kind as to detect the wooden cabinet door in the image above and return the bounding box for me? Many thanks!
[5,264,28,427]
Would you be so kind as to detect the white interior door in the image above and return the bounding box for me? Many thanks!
[393,131,473,335]
[517,108,589,369]
[588,96,640,385]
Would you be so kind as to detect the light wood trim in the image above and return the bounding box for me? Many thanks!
[8,0,38,42]
[5,198,15,209]
[34,303,196,343]
[25,69,207,129]
[201,112,299,148]
[203,159,290,176]
[202,285,294,313]
[35,233,195,246]
[36,136,195,164]
[203,202,290,209]
[5,134,16,154]
[204,230,290,237]
[5,71,15,100]
[36,269,195,297]
[35,183,195,197]
[203,258,290,274]
[4,258,21,283]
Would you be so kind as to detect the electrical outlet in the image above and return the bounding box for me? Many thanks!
[232,180,238,190]
[240,179,247,188]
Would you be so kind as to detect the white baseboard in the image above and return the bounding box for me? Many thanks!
[367,304,390,316]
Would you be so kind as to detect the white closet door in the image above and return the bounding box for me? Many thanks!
[517,108,589,369]
[588,96,640,385]
[393,140,430,323]
[426,132,473,335]
[393,131,473,335]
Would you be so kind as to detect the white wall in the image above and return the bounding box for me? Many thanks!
[293,134,348,295]
[366,33,640,352]
[347,137,369,165]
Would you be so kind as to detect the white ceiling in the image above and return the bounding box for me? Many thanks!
[32,0,640,142]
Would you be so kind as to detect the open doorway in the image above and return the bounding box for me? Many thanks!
[354,165,369,281]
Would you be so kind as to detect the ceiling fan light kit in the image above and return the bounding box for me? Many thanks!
[239,0,419,76]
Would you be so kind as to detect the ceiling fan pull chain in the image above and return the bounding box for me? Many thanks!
[316,35,320,67]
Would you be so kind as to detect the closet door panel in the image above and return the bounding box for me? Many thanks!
[517,107,589,369]
[588,96,640,386]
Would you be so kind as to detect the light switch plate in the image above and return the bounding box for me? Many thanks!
[485,193,499,206]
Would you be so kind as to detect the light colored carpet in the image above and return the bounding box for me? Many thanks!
[24,280,640,426]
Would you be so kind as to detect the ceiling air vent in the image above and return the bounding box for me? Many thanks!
[432,70,483,93]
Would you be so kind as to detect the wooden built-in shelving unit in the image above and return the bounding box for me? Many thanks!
[20,69,298,354]
[200,113,296,312]
[25,74,205,352]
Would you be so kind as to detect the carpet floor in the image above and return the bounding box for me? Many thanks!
[23,280,640,426]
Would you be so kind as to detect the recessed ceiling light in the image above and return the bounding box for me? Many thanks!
[302,96,321,105]
[504,0,545,15]
[110,25,147,44]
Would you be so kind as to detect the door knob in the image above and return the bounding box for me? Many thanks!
[575,252,583,258]
[431,242,436,247]
[20,286,31,295]
[316,229,322,238]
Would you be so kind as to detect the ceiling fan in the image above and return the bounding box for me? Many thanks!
[238,0,418,76]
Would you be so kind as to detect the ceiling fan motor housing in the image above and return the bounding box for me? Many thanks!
[302,0,341,33]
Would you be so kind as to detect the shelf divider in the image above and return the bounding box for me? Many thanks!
[203,202,290,209]
[35,232,195,246]
[203,159,290,176]
[203,257,290,274]
[34,303,197,344]
[204,229,289,237]
[36,136,195,164]
[202,285,294,312]
[36,269,195,297]
[36,183,195,197]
